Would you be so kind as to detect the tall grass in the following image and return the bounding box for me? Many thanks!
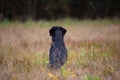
[0,19,120,80]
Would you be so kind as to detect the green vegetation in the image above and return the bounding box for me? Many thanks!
[83,75,101,80]
[0,18,120,27]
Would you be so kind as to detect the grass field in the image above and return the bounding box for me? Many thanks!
[0,18,120,80]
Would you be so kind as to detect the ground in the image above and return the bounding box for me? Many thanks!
[0,19,120,80]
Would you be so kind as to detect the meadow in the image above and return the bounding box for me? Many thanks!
[0,18,120,80]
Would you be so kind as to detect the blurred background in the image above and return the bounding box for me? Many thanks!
[0,0,120,80]
[0,0,120,21]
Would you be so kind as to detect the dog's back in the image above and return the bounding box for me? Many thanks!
[49,26,67,69]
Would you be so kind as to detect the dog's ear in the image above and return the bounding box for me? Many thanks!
[49,27,56,36]
[60,27,67,36]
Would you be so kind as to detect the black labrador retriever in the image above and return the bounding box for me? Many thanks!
[49,26,67,69]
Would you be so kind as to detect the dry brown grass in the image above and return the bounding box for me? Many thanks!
[0,21,120,80]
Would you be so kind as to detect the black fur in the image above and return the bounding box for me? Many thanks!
[49,26,67,69]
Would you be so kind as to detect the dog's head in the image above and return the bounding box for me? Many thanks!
[49,26,67,37]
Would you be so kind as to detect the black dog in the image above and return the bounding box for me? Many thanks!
[49,26,67,69]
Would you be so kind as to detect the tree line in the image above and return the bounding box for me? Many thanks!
[0,0,120,21]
